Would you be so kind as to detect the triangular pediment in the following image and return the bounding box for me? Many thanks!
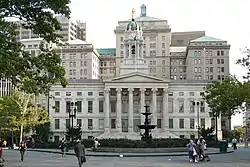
[106,72,168,83]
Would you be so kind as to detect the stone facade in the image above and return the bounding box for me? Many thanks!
[48,5,229,141]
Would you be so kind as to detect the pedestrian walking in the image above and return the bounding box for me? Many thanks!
[0,147,5,167]
[232,138,237,150]
[59,139,66,157]
[187,140,197,162]
[93,138,100,152]
[197,137,210,162]
[74,140,86,167]
[31,138,35,149]
[18,141,27,162]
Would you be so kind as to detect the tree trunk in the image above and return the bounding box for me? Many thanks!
[215,115,218,142]
[19,124,24,143]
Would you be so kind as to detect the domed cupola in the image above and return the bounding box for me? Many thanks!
[126,8,140,31]
[126,18,140,31]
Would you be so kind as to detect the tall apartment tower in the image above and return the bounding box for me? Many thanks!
[14,16,86,42]
[56,39,100,80]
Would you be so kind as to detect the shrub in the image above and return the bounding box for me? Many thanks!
[29,138,221,149]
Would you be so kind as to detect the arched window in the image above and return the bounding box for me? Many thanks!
[131,45,135,54]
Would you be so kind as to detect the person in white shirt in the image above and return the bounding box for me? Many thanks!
[232,138,237,150]
[93,138,100,152]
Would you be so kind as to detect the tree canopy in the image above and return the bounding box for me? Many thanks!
[0,88,49,141]
[0,0,71,94]
[203,77,250,118]
[232,127,244,139]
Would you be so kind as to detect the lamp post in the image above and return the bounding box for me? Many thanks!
[193,101,201,139]
[69,102,78,128]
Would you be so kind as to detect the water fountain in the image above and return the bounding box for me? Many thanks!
[137,105,157,143]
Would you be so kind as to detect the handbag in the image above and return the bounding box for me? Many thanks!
[81,156,86,163]
[193,147,197,156]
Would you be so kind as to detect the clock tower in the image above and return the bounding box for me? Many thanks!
[120,9,148,75]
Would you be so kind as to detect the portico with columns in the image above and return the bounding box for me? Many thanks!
[99,72,178,139]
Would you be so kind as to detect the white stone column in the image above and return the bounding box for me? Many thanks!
[162,88,169,131]
[152,88,158,125]
[140,44,143,59]
[140,88,146,125]
[128,44,131,58]
[116,88,122,132]
[124,44,127,58]
[137,42,140,59]
[104,89,110,133]
[128,88,134,132]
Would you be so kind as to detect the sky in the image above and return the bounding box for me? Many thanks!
[69,0,250,128]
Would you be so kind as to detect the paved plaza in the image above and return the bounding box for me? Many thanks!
[1,147,250,167]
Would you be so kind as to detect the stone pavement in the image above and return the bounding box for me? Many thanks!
[1,147,250,167]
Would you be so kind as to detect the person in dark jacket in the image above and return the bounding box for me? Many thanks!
[74,140,86,167]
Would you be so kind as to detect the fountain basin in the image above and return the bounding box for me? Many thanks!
[138,125,157,129]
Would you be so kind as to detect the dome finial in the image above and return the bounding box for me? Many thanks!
[132,8,135,20]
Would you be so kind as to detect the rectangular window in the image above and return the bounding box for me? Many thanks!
[190,101,195,113]
[201,118,205,128]
[221,59,224,64]
[66,119,70,129]
[77,119,82,127]
[122,119,128,132]
[66,101,71,113]
[88,101,93,113]
[217,51,220,56]
[162,43,165,48]
[111,101,116,113]
[211,118,215,128]
[99,101,104,112]
[77,92,82,96]
[180,135,185,139]
[221,51,224,56]
[217,59,221,64]
[99,92,104,96]
[88,92,93,96]
[88,119,93,130]
[54,101,60,113]
[190,118,195,129]
[99,119,104,130]
[66,92,71,96]
[189,92,194,96]
[157,119,162,128]
[54,136,59,142]
[55,92,60,96]
[168,99,173,113]
[179,100,184,113]
[111,119,116,129]
[169,119,173,129]
[200,101,205,112]
[76,101,82,112]
[179,92,184,96]
[55,119,60,129]
[179,119,184,129]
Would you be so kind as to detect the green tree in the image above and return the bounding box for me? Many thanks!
[200,127,215,140]
[0,89,49,142]
[203,77,247,118]
[66,126,82,141]
[0,0,71,94]
[232,127,244,139]
[34,122,53,142]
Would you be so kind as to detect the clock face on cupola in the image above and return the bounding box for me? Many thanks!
[125,8,143,41]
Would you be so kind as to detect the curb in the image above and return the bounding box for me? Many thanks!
[26,149,234,157]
